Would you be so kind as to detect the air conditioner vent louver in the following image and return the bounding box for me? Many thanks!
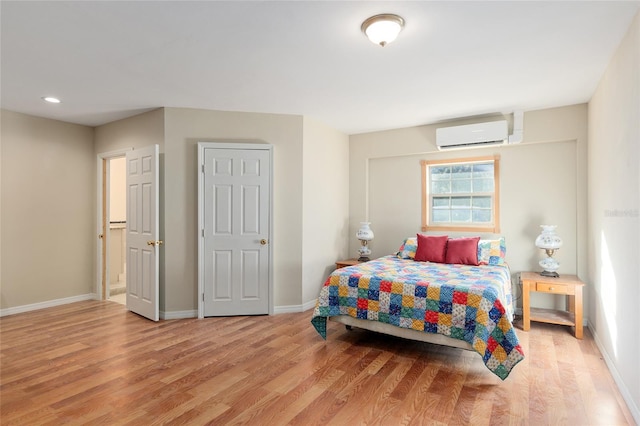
[436,120,508,150]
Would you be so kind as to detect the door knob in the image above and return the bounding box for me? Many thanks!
[147,240,164,246]
[260,239,268,245]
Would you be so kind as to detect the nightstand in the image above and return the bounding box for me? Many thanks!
[335,259,363,269]
[520,271,585,339]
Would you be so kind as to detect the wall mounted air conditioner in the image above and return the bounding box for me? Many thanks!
[436,120,508,150]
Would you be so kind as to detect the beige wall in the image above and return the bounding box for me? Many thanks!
[94,108,165,154]
[301,116,350,305]
[94,108,166,307]
[1,106,349,314]
[350,105,588,311]
[588,11,640,420]
[109,226,125,285]
[109,157,126,222]
[0,110,94,308]
[163,107,306,311]
[94,107,349,314]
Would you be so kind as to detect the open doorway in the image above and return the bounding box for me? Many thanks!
[97,145,160,320]
[107,157,127,305]
[98,152,129,306]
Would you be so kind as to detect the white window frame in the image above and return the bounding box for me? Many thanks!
[421,155,500,233]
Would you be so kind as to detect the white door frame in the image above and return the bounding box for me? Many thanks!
[197,142,274,318]
[96,148,132,300]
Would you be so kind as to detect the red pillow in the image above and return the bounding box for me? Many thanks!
[445,237,480,265]
[415,234,448,263]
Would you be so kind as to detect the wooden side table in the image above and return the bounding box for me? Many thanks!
[335,259,363,269]
[520,271,585,339]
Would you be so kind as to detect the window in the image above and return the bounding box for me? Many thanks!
[421,155,500,233]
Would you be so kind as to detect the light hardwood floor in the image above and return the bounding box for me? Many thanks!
[0,300,634,425]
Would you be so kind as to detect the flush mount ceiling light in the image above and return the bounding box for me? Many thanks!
[42,96,61,104]
[361,14,405,47]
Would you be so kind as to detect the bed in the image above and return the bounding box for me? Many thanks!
[311,236,525,380]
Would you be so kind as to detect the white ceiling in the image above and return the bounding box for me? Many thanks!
[1,1,639,135]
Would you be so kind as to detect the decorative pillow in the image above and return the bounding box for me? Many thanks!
[478,237,507,265]
[445,237,480,266]
[396,237,417,259]
[415,234,448,263]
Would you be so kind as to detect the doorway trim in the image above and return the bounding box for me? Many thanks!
[96,148,132,300]
[197,142,274,318]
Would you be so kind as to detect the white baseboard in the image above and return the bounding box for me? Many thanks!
[1,295,317,319]
[0,293,97,317]
[160,310,197,320]
[273,299,317,314]
[591,328,640,425]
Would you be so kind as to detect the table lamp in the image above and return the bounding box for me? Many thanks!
[535,225,562,277]
[356,222,374,261]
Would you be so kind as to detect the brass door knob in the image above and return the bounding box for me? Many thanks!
[260,239,268,245]
[147,240,164,246]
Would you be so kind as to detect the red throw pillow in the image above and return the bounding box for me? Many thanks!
[415,234,449,263]
[445,237,480,265]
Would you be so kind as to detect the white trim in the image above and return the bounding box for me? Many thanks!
[0,294,96,317]
[160,310,198,320]
[591,328,640,425]
[274,299,317,314]
[197,142,274,319]
[302,299,317,311]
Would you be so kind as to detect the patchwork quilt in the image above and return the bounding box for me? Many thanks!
[311,256,524,380]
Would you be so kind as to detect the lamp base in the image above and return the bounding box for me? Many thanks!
[357,256,370,262]
[540,270,559,278]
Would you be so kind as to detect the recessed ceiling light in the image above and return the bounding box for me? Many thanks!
[42,96,61,104]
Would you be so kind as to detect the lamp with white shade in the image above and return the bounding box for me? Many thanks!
[535,225,563,277]
[356,222,374,261]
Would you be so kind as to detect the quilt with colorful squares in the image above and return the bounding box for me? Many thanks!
[311,255,524,380]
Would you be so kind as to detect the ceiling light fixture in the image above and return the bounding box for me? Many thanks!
[42,96,61,104]
[361,14,405,47]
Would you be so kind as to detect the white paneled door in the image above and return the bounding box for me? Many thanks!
[202,146,271,316]
[126,145,159,321]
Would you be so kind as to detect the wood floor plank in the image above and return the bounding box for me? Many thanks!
[0,300,635,425]
[260,367,346,425]
[388,355,443,424]
[328,359,399,425]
